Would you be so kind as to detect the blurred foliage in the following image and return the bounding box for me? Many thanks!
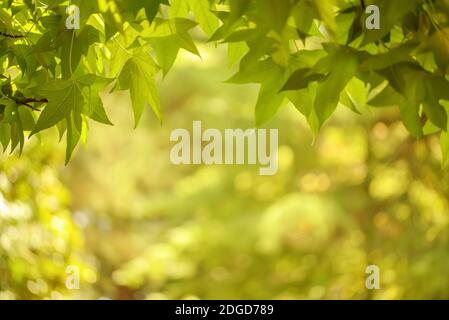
[0,137,96,299]
[3,46,447,300]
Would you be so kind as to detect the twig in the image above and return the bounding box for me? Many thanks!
[0,31,25,39]
[14,98,48,111]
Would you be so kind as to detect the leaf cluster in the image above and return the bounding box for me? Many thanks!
[1,0,449,164]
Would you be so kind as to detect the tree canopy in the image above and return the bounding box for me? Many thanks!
[1,0,449,164]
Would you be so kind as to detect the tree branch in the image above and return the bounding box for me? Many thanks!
[0,31,25,39]
[14,98,48,111]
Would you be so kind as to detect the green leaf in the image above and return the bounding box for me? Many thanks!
[340,77,367,114]
[228,0,251,24]
[423,80,448,131]
[256,0,292,33]
[78,74,113,125]
[145,0,169,23]
[18,106,35,131]
[281,68,325,92]
[1,103,25,154]
[169,0,219,36]
[311,0,337,35]
[362,0,421,45]
[256,78,285,126]
[293,0,314,41]
[118,50,161,126]
[287,82,319,133]
[368,83,404,108]
[313,48,359,128]
[399,102,423,138]
[150,36,181,76]
[227,59,286,125]
[31,80,84,135]
[60,30,81,79]
[10,117,24,155]
[228,42,249,68]
[360,42,417,71]
[0,122,10,151]
[420,28,449,74]
[65,114,81,164]
[188,0,219,36]
[147,18,200,75]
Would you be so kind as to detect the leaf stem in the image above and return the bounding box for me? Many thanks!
[69,30,76,76]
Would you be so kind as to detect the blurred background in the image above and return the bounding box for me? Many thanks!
[1,43,449,300]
